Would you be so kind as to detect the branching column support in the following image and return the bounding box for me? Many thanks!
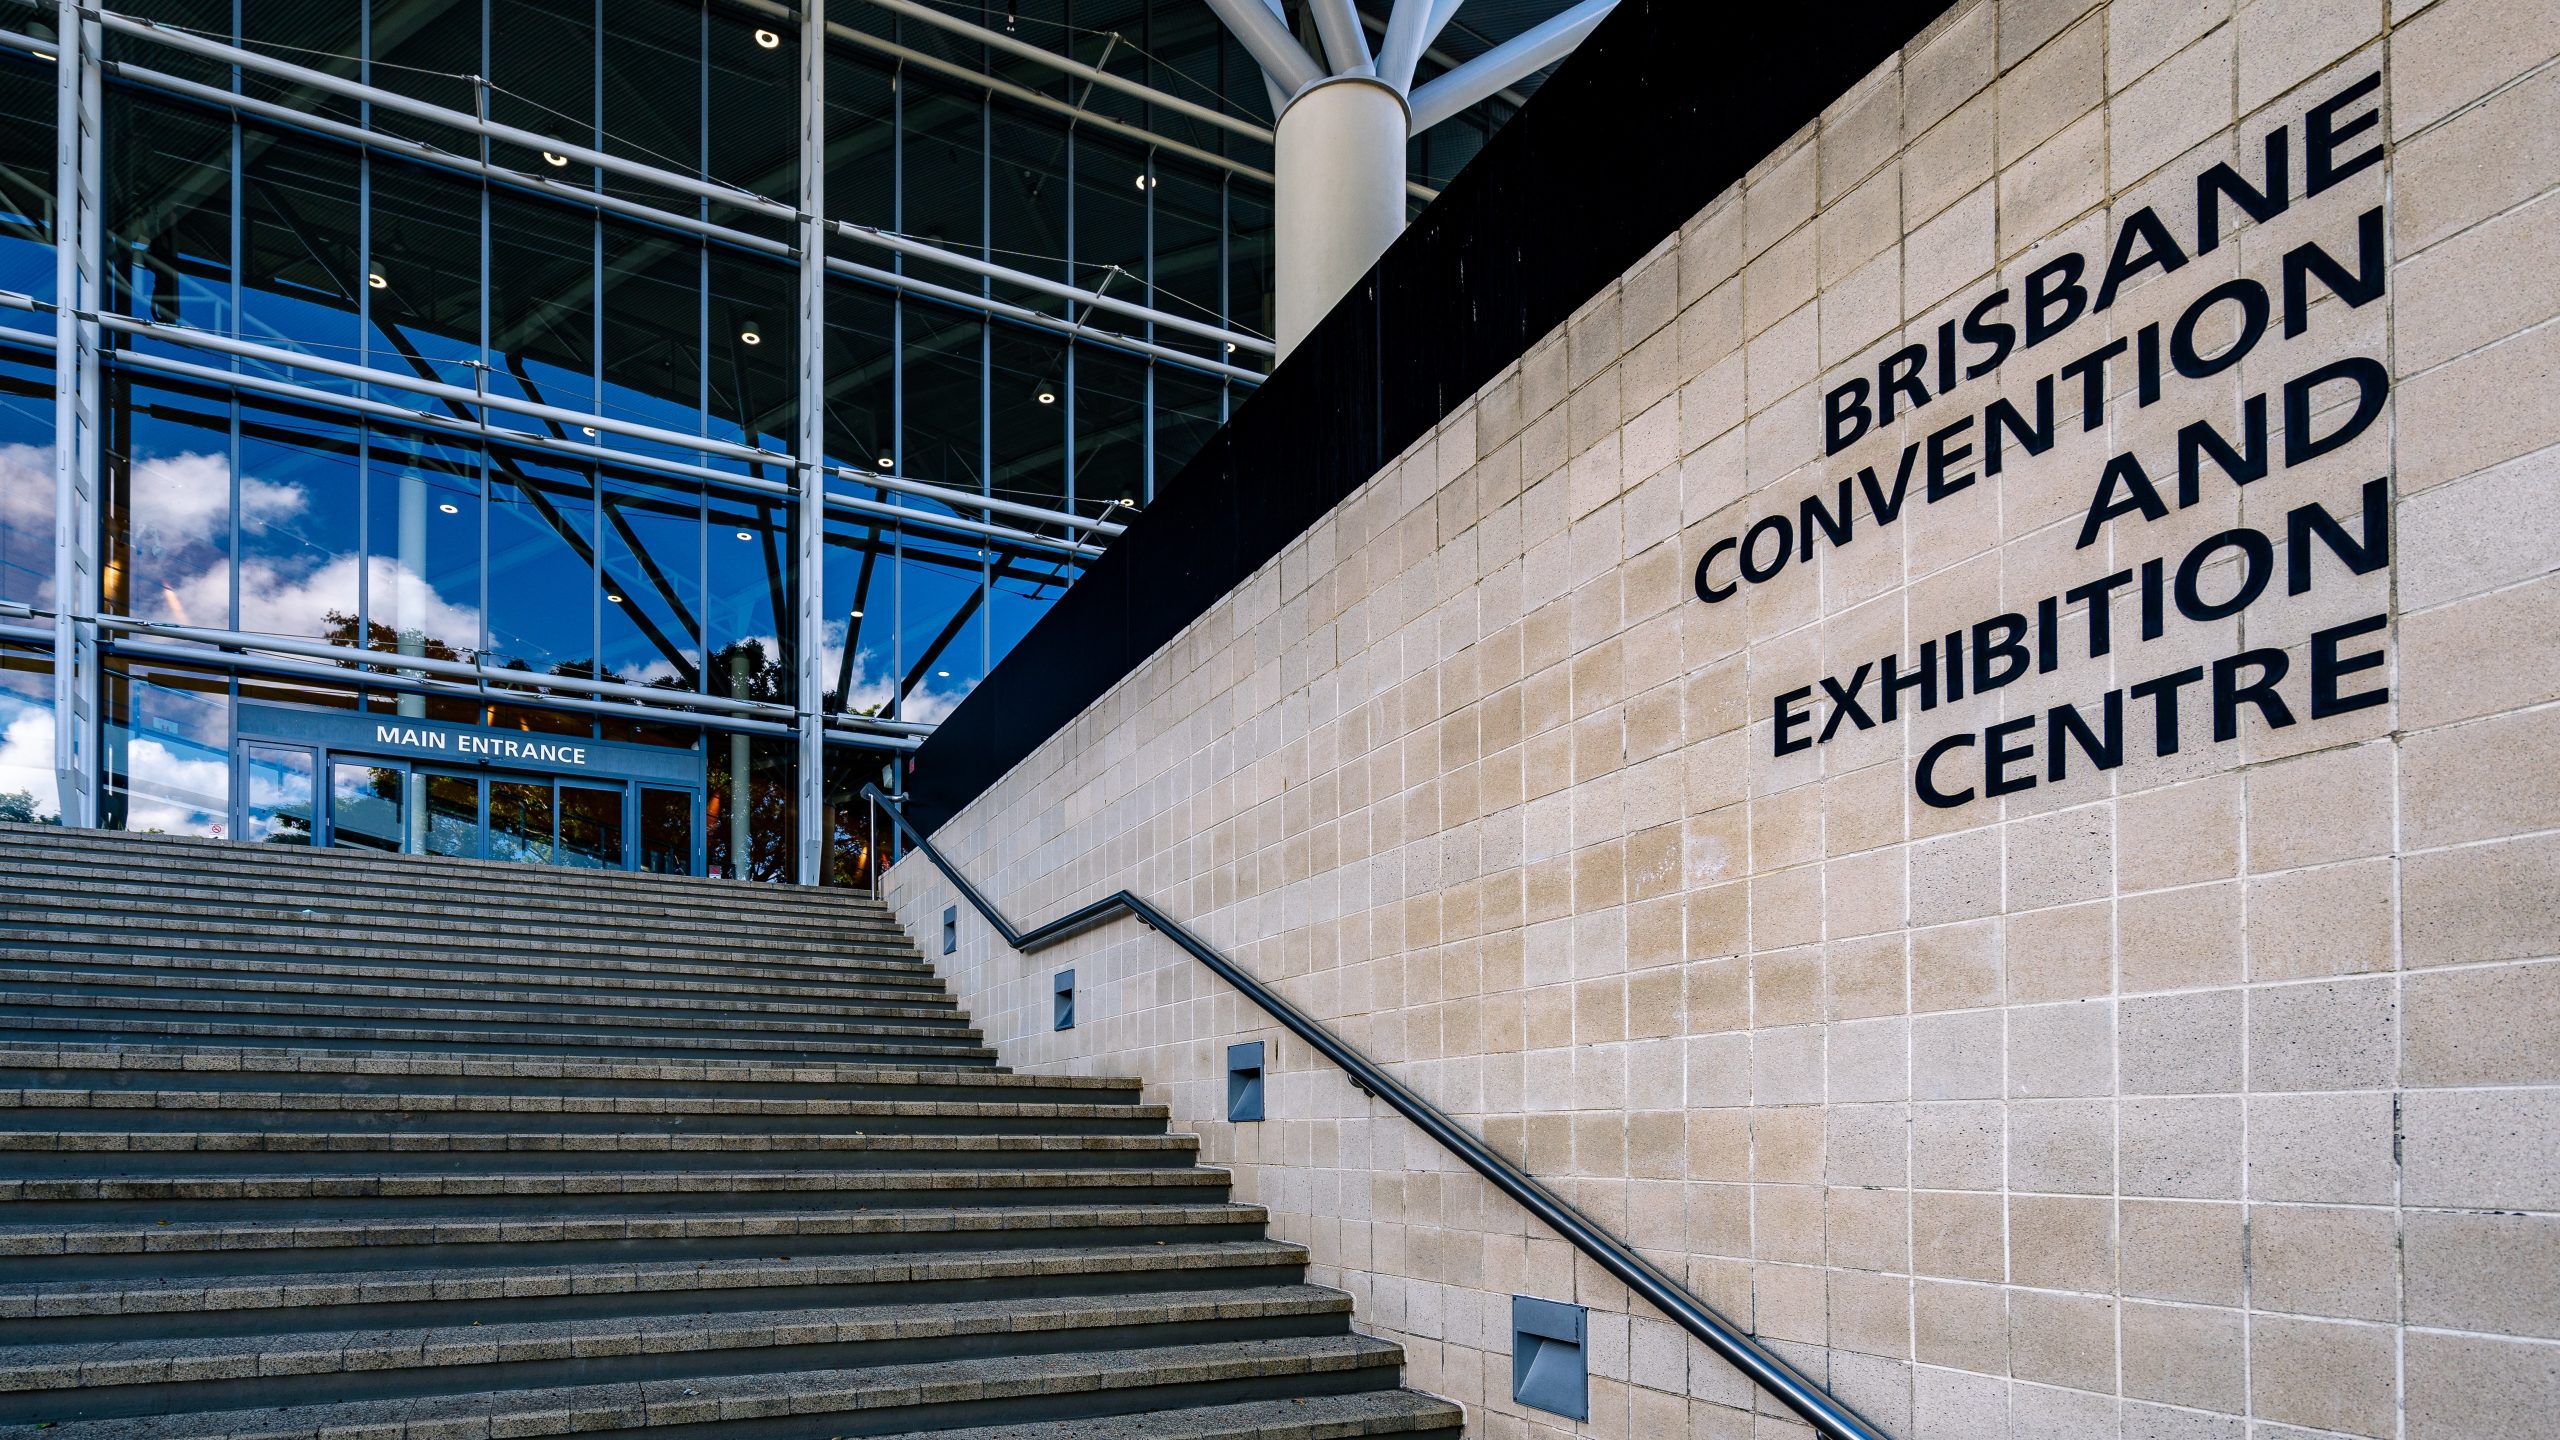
[51,0,102,829]
[1203,0,1620,358]
[794,0,829,884]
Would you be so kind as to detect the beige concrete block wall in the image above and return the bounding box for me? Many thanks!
[886,0,2560,1433]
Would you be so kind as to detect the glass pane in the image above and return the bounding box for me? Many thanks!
[600,0,700,212]
[329,761,406,852]
[707,13,795,211]
[599,216,704,445]
[366,432,483,659]
[1074,131,1150,286]
[489,0,595,171]
[0,352,53,608]
[991,327,1067,515]
[894,536,984,724]
[105,660,231,838]
[367,0,480,142]
[240,124,362,385]
[112,381,235,629]
[241,744,317,845]
[1154,164,1227,330]
[0,645,57,823]
[901,303,983,498]
[823,282,896,473]
[901,73,983,254]
[423,772,480,859]
[486,454,597,676]
[488,191,597,420]
[707,490,787,698]
[0,50,54,339]
[1073,348,1146,518]
[597,471,702,691]
[639,787,693,875]
[107,94,231,337]
[237,401,364,644]
[558,784,624,869]
[487,779,556,864]
[821,511,893,717]
[824,51,897,232]
[706,734,790,882]
[367,160,483,394]
[707,251,795,452]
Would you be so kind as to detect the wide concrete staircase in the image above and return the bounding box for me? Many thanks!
[0,823,1462,1440]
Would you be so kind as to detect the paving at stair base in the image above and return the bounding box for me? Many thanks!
[0,822,1465,1439]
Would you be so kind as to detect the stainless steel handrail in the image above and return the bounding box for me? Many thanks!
[862,783,1893,1440]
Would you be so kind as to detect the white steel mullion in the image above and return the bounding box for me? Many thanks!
[794,0,827,884]
[50,0,101,830]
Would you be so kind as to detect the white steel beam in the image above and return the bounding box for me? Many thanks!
[50,0,101,829]
[833,220,1272,356]
[1200,0,1327,96]
[1409,0,1612,132]
[85,8,1270,366]
[821,255,1266,383]
[857,0,1271,144]
[1309,0,1375,76]
[817,18,1276,186]
[1375,0,1437,92]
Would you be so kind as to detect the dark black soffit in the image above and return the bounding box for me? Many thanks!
[905,0,1959,835]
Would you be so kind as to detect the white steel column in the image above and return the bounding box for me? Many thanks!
[51,0,102,829]
[793,0,827,885]
[1272,77,1406,356]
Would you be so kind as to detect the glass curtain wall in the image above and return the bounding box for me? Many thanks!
[0,0,1279,878]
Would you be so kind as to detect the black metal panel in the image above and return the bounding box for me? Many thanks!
[906,0,1956,833]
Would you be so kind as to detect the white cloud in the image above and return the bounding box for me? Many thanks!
[120,735,229,837]
[231,553,481,651]
[0,441,52,528]
[126,451,306,556]
[0,442,58,609]
[0,700,56,819]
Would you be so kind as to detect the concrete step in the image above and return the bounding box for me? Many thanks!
[0,1012,1004,1068]
[0,965,980,1032]
[0,1043,1139,1107]
[0,1284,1359,1424]
[0,828,1448,1435]
[7,1333,1414,1439]
[0,988,994,1049]
[0,940,951,998]
[861,1394,1466,1440]
[0,1087,1172,1138]
[0,1126,1201,1177]
[0,951,964,1010]
[0,916,935,973]
[0,871,917,946]
[0,903,924,968]
[0,1164,1235,1223]
[0,824,900,917]
[0,1202,1282,1285]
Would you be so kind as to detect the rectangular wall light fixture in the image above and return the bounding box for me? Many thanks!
[1054,968,1075,1030]
[1511,1296,1588,1420]
[941,905,956,954]
[1226,1041,1264,1122]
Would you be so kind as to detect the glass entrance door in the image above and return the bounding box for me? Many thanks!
[485,778,558,864]
[296,748,697,875]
